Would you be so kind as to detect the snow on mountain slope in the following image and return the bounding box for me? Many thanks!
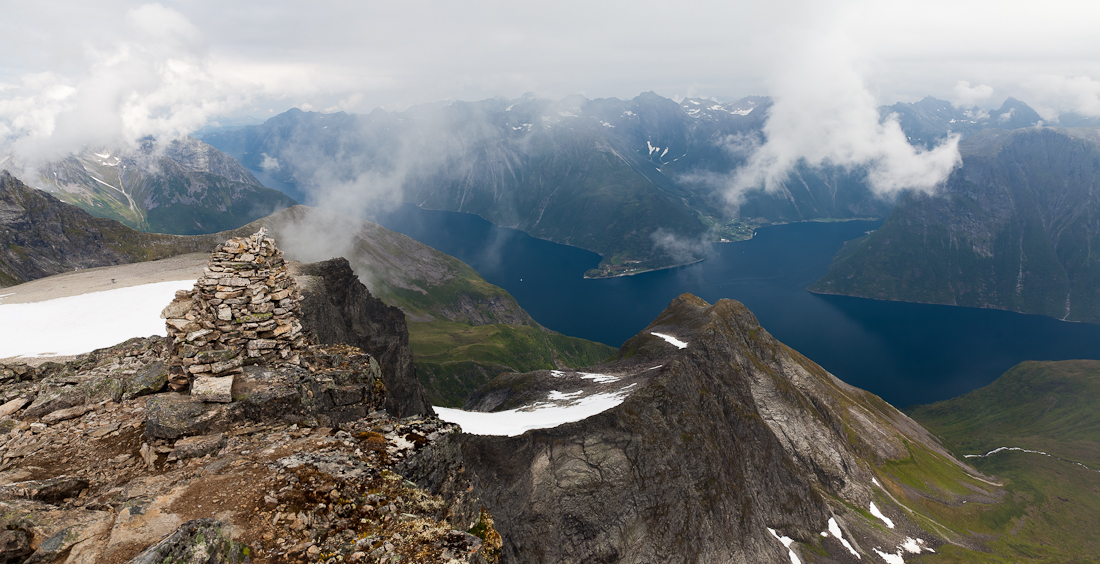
[0,280,193,359]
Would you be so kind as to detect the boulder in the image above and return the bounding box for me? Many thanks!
[173,433,226,460]
[144,394,230,440]
[124,362,168,399]
[191,375,233,403]
[126,519,249,564]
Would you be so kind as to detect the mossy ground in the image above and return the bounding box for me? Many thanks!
[906,360,1100,562]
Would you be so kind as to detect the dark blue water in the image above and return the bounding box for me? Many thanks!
[366,204,1100,408]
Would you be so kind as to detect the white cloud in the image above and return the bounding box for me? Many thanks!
[952,81,994,108]
[728,29,961,201]
[3,0,1100,166]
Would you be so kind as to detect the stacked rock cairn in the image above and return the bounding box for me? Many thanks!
[162,228,311,399]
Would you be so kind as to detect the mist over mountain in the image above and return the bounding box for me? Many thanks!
[884,96,1046,149]
[203,93,907,275]
[2,136,296,235]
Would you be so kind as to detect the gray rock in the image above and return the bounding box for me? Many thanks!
[145,394,230,439]
[124,362,168,399]
[23,387,84,420]
[173,433,226,460]
[297,258,434,418]
[0,397,29,418]
[0,476,89,504]
[41,404,92,424]
[191,375,233,403]
[126,518,249,564]
[0,529,31,563]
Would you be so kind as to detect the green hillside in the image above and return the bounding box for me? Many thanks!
[409,320,617,407]
[908,360,1100,561]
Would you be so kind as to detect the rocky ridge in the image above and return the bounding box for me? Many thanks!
[0,242,491,562]
[403,294,1004,563]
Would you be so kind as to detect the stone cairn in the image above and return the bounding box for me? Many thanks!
[162,228,310,400]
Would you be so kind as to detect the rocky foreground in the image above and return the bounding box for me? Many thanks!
[0,234,495,563]
[0,338,498,564]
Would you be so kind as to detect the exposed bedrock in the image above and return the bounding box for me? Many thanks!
[403,294,988,563]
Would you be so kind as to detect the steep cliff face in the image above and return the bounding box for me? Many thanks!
[811,127,1100,323]
[296,257,435,418]
[0,171,218,286]
[404,294,998,563]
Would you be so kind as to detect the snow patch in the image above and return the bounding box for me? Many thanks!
[579,372,618,383]
[872,549,904,564]
[869,502,894,528]
[435,387,633,436]
[732,108,754,116]
[93,152,110,159]
[872,477,881,487]
[901,538,932,554]
[660,147,668,158]
[0,280,195,358]
[767,528,802,564]
[651,332,688,349]
[547,390,584,401]
[623,110,635,116]
[827,518,860,558]
[505,104,514,111]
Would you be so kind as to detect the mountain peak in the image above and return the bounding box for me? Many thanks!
[409,294,995,562]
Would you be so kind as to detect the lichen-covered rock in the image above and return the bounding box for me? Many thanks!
[145,345,387,439]
[126,519,249,564]
[144,394,230,440]
[124,361,168,399]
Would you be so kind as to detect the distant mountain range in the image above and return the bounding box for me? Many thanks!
[203,93,905,275]
[812,127,1100,323]
[2,136,296,235]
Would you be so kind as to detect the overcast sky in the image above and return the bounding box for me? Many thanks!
[3,0,1100,166]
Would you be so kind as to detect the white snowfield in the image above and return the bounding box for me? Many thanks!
[435,385,635,437]
[651,332,688,349]
[0,280,194,359]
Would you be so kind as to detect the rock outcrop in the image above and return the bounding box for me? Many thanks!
[404,294,1001,563]
[0,255,484,563]
[297,257,435,418]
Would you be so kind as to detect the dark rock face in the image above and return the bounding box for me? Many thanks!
[404,294,983,563]
[0,171,217,287]
[297,258,435,418]
[812,127,1100,323]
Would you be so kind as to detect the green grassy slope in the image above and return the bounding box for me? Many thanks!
[409,320,616,407]
[907,360,1100,562]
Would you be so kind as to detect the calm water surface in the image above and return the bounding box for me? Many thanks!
[368,204,1100,408]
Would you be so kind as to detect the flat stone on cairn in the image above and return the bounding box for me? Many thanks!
[161,228,311,398]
